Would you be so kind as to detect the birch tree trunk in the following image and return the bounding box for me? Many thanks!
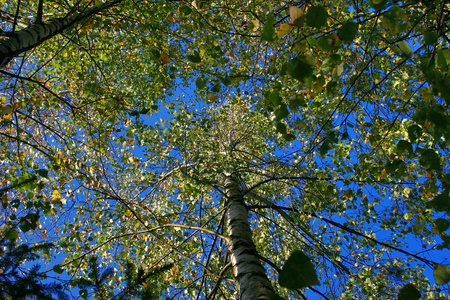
[223,173,276,300]
[0,0,122,68]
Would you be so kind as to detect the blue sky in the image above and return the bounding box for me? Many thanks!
[2,1,450,298]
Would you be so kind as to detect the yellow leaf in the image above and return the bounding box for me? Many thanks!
[277,23,293,38]
[289,6,304,27]
[207,93,217,103]
[160,53,170,65]
[51,190,61,203]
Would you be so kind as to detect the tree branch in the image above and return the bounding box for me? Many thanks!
[249,204,436,267]
[206,261,232,300]
[36,0,44,23]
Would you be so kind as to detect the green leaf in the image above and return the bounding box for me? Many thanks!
[268,91,282,106]
[385,159,403,173]
[370,0,387,11]
[279,250,320,290]
[398,283,421,300]
[428,111,447,130]
[262,14,275,41]
[0,224,18,242]
[37,169,49,178]
[407,125,422,143]
[187,54,202,63]
[424,31,438,45]
[338,21,359,43]
[283,133,296,141]
[397,41,413,58]
[139,108,151,114]
[195,78,207,89]
[419,149,441,171]
[276,122,287,134]
[79,289,88,299]
[179,6,192,15]
[288,56,314,82]
[317,36,334,52]
[434,264,450,285]
[19,222,31,233]
[319,142,332,156]
[429,191,450,215]
[396,140,413,156]
[435,74,450,105]
[269,294,286,300]
[438,235,450,250]
[288,94,306,110]
[305,6,329,28]
[433,218,450,234]
[210,84,221,93]
[219,77,232,86]
[437,48,450,72]
[275,105,289,120]
[53,265,64,274]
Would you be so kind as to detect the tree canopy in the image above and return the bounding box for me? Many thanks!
[1,0,450,299]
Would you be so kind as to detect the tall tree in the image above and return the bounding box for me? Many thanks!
[1,0,450,299]
[0,226,68,300]
[0,0,124,68]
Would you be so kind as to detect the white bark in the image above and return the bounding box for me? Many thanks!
[0,0,122,68]
[224,174,275,300]
[0,18,70,68]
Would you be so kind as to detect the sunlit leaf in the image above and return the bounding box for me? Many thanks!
[0,224,18,242]
[160,53,170,65]
[277,23,292,38]
[437,48,450,72]
[289,6,304,27]
[51,190,62,203]
[434,264,450,285]
[433,218,450,234]
[397,41,413,58]
[262,14,275,41]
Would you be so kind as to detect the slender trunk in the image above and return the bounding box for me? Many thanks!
[0,0,122,68]
[223,173,275,300]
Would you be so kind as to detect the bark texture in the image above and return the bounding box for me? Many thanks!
[224,174,275,300]
[0,0,122,68]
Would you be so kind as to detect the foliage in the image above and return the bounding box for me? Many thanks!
[71,256,172,300]
[1,0,450,299]
[0,236,67,300]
